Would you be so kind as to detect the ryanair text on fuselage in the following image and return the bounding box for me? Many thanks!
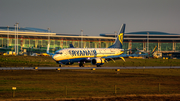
[69,50,97,56]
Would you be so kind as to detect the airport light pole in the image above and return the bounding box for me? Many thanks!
[14,24,16,54]
[48,28,50,44]
[81,30,83,48]
[7,26,9,48]
[16,22,19,55]
[47,28,50,53]
[147,32,149,52]
[114,31,117,37]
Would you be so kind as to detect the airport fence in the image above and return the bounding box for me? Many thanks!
[0,83,179,98]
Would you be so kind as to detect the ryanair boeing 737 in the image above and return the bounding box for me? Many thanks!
[52,24,134,67]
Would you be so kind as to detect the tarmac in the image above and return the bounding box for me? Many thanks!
[0,66,180,70]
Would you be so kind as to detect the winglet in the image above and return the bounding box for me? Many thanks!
[108,24,126,49]
[120,57,126,62]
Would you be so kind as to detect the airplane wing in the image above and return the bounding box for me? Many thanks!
[102,53,148,62]
[102,53,148,59]
[102,54,129,59]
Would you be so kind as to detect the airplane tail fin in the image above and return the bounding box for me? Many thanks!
[108,24,126,49]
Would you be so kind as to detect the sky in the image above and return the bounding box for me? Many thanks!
[0,0,180,36]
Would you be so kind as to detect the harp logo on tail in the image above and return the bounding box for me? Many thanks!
[118,33,123,45]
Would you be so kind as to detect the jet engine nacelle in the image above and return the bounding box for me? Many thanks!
[91,58,105,66]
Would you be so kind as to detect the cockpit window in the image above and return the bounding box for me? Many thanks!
[55,52,63,54]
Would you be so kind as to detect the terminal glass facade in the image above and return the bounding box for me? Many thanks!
[1,36,180,54]
[74,41,78,48]
[86,42,90,48]
[42,40,48,47]
[97,42,100,48]
[63,41,67,48]
[101,42,106,48]
[30,39,35,48]
[122,42,128,49]
[55,40,60,48]
[132,42,143,50]
[161,43,173,51]
[0,38,2,47]
[90,42,95,48]
[38,40,42,48]
[176,43,180,51]
[50,40,54,48]
[3,38,7,47]
[149,43,158,52]
[12,39,15,47]
[25,39,29,47]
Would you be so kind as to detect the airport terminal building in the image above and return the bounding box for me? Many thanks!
[0,26,180,57]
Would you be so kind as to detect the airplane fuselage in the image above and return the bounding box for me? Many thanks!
[52,48,124,64]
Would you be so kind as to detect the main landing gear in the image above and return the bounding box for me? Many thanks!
[79,62,85,67]
[96,65,101,67]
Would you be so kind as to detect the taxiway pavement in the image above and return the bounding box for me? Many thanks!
[0,66,180,70]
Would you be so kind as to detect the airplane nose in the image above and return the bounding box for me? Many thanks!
[52,54,59,61]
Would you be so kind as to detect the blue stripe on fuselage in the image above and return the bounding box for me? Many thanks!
[58,58,87,64]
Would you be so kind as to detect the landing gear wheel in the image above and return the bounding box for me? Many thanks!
[59,64,62,67]
[96,65,101,67]
[79,62,85,67]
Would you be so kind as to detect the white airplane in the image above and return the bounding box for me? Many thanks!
[52,24,143,67]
